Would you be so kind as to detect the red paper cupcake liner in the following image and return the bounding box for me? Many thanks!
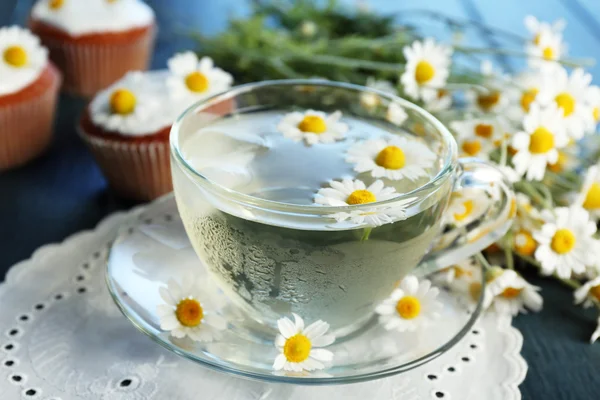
[78,127,172,202]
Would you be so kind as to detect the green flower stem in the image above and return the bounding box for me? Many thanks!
[361,227,372,241]
[499,133,508,167]
[475,252,492,271]
[515,181,552,209]
[452,45,595,68]
[503,233,515,270]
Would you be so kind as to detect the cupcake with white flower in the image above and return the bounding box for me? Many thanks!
[273,314,335,372]
[576,165,600,220]
[443,188,490,228]
[277,109,348,145]
[450,117,505,160]
[484,268,543,316]
[157,274,227,342]
[315,178,412,226]
[511,103,569,181]
[533,206,597,279]
[345,136,436,181]
[0,26,61,170]
[400,38,452,102]
[536,66,594,140]
[376,275,442,332]
[360,77,396,110]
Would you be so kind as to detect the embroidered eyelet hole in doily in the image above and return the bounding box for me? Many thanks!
[2,342,18,352]
[427,374,437,380]
[433,390,448,398]
[8,373,26,385]
[53,293,67,301]
[5,328,21,339]
[23,387,41,398]
[2,358,17,368]
[77,287,88,294]
[18,314,32,323]
[34,303,46,311]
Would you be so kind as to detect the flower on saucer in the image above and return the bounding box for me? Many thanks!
[524,15,566,44]
[90,71,161,135]
[157,274,227,342]
[167,51,233,104]
[511,103,569,181]
[526,30,565,70]
[345,136,436,181]
[536,66,594,140]
[576,165,600,220]
[376,275,442,332]
[0,26,48,95]
[400,38,452,102]
[360,77,396,109]
[484,268,543,316]
[386,102,408,126]
[315,179,411,226]
[273,314,335,372]
[444,189,490,228]
[533,206,597,279]
[277,109,348,145]
[450,118,504,160]
[573,276,600,308]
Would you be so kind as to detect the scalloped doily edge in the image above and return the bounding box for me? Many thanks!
[497,314,527,400]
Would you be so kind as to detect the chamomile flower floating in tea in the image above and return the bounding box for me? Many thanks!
[376,275,442,332]
[574,276,600,308]
[533,206,597,279]
[273,314,335,372]
[536,66,594,140]
[386,102,408,126]
[345,136,436,181]
[511,103,569,181]
[167,51,233,105]
[156,274,227,342]
[577,165,600,220]
[315,178,410,226]
[450,118,504,160]
[400,38,452,102]
[483,268,543,316]
[360,77,396,110]
[277,109,348,145]
[444,189,490,228]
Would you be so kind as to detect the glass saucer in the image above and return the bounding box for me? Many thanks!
[106,195,485,385]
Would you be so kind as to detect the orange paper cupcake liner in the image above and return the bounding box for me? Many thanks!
[78,127,172,202]
[0,64,61,171]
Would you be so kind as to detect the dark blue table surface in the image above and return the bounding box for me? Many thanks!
[2,0,600,398]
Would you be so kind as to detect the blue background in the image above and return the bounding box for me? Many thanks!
[1,0,600,397]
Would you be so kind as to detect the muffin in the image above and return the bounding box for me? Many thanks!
[78,52,234,201]
[0,26,61,170]
[29,0,155,97]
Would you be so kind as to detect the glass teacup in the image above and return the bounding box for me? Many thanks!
[170,80,514,338]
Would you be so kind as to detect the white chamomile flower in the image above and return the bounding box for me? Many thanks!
[376,275,442,332]
[273,314,335,372]
[360,77,396,109]
[277,109,348,145]
[444,189,490,227]
[90,71,163,135]
[592,317,600,344]
[505,70,549,121]
[526,30,565,70]
[511,103,569,181]
[524,16,565,42]
[400,38,452,102]
[513,228,538,257]
[386,102,408,126]
[424,88,452,112]
[0,26,48,96]
[484,268,543,316]
[450,118,504,160]
[536,66,594,140]
[576,165,600,219]
[465,61,510,114]
[167,51,233,104]
[574,276,600,308]
[345,136,436,181]
[498,165,520,184]
[432,259,480,287]
[315,179,410,226]
[156,274,227,342]
[533,206,597,279]
[587,85,600,131]
[513,193,543,231]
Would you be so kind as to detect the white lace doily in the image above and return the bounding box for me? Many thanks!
[0,196,527,400]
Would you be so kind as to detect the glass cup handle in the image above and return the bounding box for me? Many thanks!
[417,158,515,277]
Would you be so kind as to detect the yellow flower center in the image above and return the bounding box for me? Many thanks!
[509,197,517,218]
[283,334,312,363]
[469,282,482,301]
[551,228,576,254]
[346,189,376,205]
[593,107,599,122]
[533,34,541,45]
[297,115,327,134]
[543,47,554,60]
[437,88,449,99]
[547,151,567,173]
[474,124,494,139]
[528,127,554,154]
[452,266,473,278]
[185,71,209,93]
[520,88,539,112]
[583,183,600,210]
[462,140,482,156]
[501,287,523,299]
[514,230,537,256]
[3,46,28,68]
[476,91,500,111]
[109,89,137,115]
[454,199,474,221]
[49,0,64,10]
[589,285,600,301]
[175,298,204,327]
[395,296,421,319]
[375,145,406,170]
[555,92,575,117]
[415,60,435,84]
